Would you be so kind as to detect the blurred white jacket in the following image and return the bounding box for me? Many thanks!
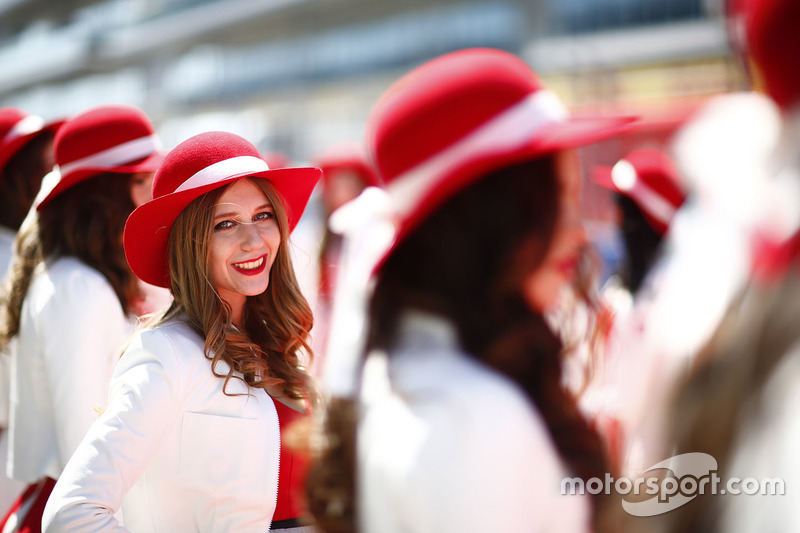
[0,226,14,278]
[43,318,280,533]
[359,311,590,533]
[0,226,25,510]
[594,92,786,476]
[8,256,134,482]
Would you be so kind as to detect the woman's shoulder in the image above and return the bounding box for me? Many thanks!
[30,257,115,303]
[24,257,123,320]
[45,256,107,284]
[131,318,204,357]
[391,344,538,421]
[113,319,205,389]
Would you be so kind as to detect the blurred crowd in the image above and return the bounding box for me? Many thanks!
[0,0,798,531]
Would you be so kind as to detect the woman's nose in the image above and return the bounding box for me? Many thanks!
[239,223,262,250]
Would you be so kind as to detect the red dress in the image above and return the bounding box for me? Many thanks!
[272,399,311,530]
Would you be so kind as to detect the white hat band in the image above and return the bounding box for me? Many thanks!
[627,179,677,227]
[611,160,677,226]
[3,115,45,144]
[58,134,162,177]
[173,155,270,194]
[387,90,569,218]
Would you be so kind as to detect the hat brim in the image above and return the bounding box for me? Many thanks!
[0,119,65,175]
[37,151,165,210]
[124,166,321,288]
[378,113,637,272]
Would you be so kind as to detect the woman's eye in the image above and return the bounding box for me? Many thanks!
[214,220,235,231]
[254,211,275,222]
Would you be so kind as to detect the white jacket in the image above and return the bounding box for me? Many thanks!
[1,225,18,428]
[0,225,15,279]
[358,311,590,532]
[8,256,134,482]
[43,317,280,533]
[0,226,25,514]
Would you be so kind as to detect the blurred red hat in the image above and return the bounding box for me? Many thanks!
[367,47,636,253]
[38,103,164,209]
[262,151,291,169]
[314,141,380,187]
[593,148,686,236]
[124,131,321,288]
[0,107,63,176]
[734,0,800,110]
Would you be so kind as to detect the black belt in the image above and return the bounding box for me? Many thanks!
[271,517,312,529]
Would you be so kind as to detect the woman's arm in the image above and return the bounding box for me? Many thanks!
[42,328,183,533]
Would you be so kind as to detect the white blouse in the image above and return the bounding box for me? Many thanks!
[43,317,280,533]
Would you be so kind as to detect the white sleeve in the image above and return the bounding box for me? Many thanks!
[39,268,132,469]
[409,389,591,533]
[0,341,13,427]
[42,329,182,533]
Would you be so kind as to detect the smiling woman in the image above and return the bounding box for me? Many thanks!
[41,131,321,533]
[210,179,282,326]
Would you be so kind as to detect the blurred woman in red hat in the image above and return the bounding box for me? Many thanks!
[0,108,62,276]
[581,148,686,466]
[0,107,62,516]
[0,103,162,532]
[43,131,320,532]
[593,148,686,296]
[306,48,635,532]
[310,142,380,375]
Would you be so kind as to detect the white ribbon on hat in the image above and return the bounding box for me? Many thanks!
[611,159,677,227]
[3,114,45,144]
[386,90,569,218]
[57,134,162,177]
[173,156,270,193]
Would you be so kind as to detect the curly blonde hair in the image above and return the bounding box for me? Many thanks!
[157,177,315,401]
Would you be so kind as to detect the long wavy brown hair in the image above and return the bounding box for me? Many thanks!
[0,172,140,352]
[0,132,54,231]
[306,156,612,532]
[154,177,315,401]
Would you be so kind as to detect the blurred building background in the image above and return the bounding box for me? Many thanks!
[0,0,743,157]
[0,0,746,275]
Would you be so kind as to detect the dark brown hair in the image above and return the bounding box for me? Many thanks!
[0,172,140,352]
[0,132,54,231]
[616,194,664,294]
[306,156,610,531]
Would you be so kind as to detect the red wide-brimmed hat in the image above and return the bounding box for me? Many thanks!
[124,131,321,288]
[366,48,637,252]
[0,107,64,176]
[314,141,381,187]
[37,103,164,209]
[729,0,800,110]
[593,148,686,235]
